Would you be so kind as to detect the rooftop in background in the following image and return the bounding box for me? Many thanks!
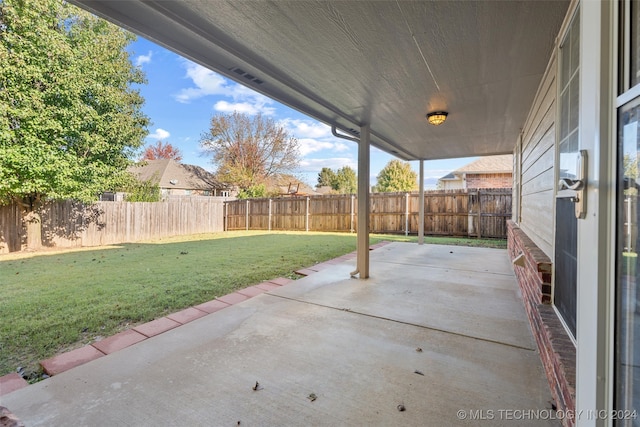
[129,159,227,192]
[439,155,514,190]
[453,155,514,174]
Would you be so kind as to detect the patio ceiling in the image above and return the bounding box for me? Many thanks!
[70,1,569,161]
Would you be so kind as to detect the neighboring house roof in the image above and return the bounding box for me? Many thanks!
[439,172,457,181]
[452,155,513,174]
[437,154,514,189]
[129,159,226,190]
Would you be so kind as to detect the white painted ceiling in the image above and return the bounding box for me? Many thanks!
[70,1,569,161]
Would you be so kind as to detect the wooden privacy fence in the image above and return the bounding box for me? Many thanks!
[0,197,228,254]
[224,189,512,238]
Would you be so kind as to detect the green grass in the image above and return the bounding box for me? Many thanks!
[0,231,505,377]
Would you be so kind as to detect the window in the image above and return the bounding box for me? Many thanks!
[553,10,580,338]
[617,1,640,419]
[559,11,580,181]
[616,96,640,424]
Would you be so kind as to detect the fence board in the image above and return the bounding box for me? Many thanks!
[1,190,512,255]
[0,198,228,254]
[225,189,512,238]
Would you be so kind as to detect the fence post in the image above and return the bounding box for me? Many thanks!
[224,201,227,231]
[268,198,272,231]
[305,197,310,232]
[404,192,409,236]
[350,194,355,233]
[246,199,249,231]
[478,190,483,239]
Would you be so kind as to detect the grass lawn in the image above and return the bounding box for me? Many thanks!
[0,231,505,378]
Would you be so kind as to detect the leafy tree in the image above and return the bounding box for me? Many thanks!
[200,112,299,191]
[142,141,183,161]
[0,0,149,246]
[317,167,336,188]
[333,166,357,194]
[125,179,161,202]
[237,183,268,199]
[374,160,417,192]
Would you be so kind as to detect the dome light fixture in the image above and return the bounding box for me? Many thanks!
[426,111,448,126]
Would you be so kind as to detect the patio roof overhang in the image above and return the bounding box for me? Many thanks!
[69,0,569,161]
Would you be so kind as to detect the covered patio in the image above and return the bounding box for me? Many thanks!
[1,243,557,426]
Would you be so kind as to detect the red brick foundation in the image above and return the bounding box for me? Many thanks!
[507,220,576,427]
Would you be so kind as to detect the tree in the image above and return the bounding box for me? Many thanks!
[317,167,336,188]
[333,166,357,194]
[315,166,357,194]
[142,141,182,161]
[0,0,149,246]
[624,153,638,196]
[374,160,417,192]
[200,112,299,190]
[124,179,161,202]
[237,183,268,199]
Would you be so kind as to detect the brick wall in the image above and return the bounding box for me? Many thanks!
[507,220,576,426]
[466,173,513,189]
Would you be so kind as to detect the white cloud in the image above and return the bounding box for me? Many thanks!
[278,118,353,156]
[213,99,276,116]
[147,128,171,140]
[214,101,259,115]
[174,60,276,115]
[279,118,331,139]
[298,157,356,173]
[298,138,350,156]
[175,63,232,103]
[135,51,153,67]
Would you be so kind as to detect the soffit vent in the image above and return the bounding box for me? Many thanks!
[229,67,264,85]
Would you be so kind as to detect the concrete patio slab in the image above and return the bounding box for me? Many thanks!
[0,243,555,426]
[91,330,148,355]
[271,243,534,350]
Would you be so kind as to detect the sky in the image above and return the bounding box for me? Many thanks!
[128,37,477,189]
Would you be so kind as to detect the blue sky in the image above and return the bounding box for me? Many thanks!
[128,37,476,189]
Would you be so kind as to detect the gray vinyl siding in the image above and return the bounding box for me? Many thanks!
[517,52,557,257]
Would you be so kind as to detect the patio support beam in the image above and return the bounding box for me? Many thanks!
[353,123,370,279]
[418,160,425,245]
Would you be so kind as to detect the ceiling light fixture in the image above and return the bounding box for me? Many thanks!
[426,111,448,126]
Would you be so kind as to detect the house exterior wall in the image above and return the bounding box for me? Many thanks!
[439,179,464,190]
[438,173,512,190]
[518,51,558,258]
[509,24,578,425]
[465,173,512,189]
